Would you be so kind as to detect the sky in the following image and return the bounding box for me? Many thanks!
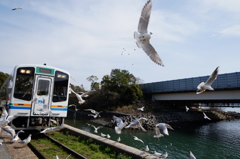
[0,0,240,90]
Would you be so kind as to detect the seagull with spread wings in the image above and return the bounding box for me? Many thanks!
[196,66,219,94]
[134,0,164,66]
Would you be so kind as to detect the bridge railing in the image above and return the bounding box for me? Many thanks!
[140,72,240,94]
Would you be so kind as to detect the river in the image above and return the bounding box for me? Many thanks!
[64,117,240,159]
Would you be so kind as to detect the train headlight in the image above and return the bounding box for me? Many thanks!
[20,69,31,74]
[57,74,66,78]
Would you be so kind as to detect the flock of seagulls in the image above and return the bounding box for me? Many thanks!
[80,100,217,159]
[85,113,176,158]
[0,107,31,147]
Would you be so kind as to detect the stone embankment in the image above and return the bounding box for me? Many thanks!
[69,109,240,130]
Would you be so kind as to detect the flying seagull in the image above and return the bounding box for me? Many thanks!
[125,117,148,132]
[155,123,174,136]
[19,134,32,146]
[185,106,189,112]
[113,116,128,134]
[137,106,145,111]
[11,130,25,142]
[196,66,219,94]
[84,109,101,118]
[203,112,211,120]
[12,8,23,11]
[134,0,164,66]
[89,124,103,133]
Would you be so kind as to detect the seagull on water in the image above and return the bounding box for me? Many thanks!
[154,151,162,157]
[155,123,174,136]
[125,117,148,132]
[203,112,211,120]
[101,133,107,137]
[117,136,121,142]
[113,116,128,134]
[196,66,219,94]
[134,0,164,66]
[145,145,149,151]
[133,136,144,144]
[190,151,197,159]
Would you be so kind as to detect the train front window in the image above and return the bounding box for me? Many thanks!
[37,80,50,95]
[14,67,35,101]
[53,71,69,102]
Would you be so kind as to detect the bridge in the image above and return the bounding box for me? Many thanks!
[140,71,240,108]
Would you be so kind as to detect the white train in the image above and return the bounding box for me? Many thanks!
[0,64,71,130]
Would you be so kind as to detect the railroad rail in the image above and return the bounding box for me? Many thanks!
[20,130,87,159]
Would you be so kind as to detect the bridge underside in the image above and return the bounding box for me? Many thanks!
[152,90,240,108]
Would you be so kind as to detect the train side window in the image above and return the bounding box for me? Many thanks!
[14,67,35,101]
[53,71,69,102]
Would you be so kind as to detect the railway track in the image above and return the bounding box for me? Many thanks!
[21,131,87,159]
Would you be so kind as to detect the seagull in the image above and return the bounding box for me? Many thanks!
[101,133,107,137]
[196,66,219,94]
[153,127,164,139]
[113,116,128,134]
[154,151,162,157]
[11,130,25,142]
[117,137,121,142]
[89,124,103,133]
[40,126,64,133]
[145,145,149,151]
[190,151,197,159]
[85,109,101,118]
[155,123,174,136]
[2,125,16,137]
[134,0,164,66]
[0,139,3,145]
[137,106,145,111]
[125,117,148,132]
[69,104,79,118]
[19,134,32,146]
[185,106,189,112]
[70,88,92,105]
[203,112,211,120]
[1,114,18,126]
[107,134,111,139]
[161,152,168,159]
[133,136,144,144]
[12,7,22,11]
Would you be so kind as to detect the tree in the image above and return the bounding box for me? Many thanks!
[87,75,99,90]
[0,72,9,88]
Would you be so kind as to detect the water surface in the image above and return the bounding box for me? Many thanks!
[65,118,240,159]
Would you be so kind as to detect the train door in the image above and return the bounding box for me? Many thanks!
[31,75,53,116]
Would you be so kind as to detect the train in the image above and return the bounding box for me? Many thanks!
[0,64,71,130]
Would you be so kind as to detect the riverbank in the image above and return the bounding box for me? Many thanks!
[68,108,240,130]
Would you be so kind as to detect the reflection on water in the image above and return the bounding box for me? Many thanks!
[65,118,240,159]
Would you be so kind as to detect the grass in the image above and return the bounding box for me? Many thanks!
[31,131,133,159]
[31,137,74,159]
